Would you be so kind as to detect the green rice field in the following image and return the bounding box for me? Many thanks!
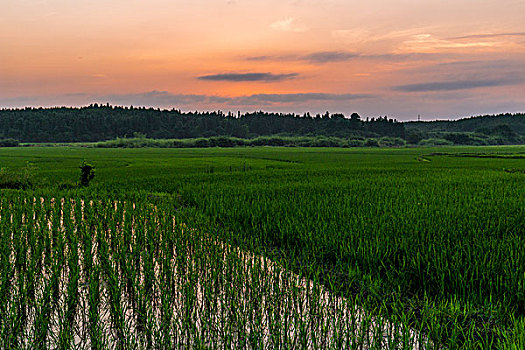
[0,146,524,349]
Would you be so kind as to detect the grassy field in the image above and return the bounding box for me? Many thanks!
[0,146,524,348]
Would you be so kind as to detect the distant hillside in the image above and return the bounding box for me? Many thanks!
[406,114,525,134]
[403,113,524,146]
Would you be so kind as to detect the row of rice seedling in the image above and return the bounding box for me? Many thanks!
[0,194,434,349]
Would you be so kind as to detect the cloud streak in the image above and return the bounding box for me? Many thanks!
[234,93,372,105]
[244,51,444,64]
[393,78,520,92]
[197,72,298,82]
[303,51,359,63]
[244,51,360,64]
[244,55,273,61]
[448,32,525,40]
[104,91,372,105]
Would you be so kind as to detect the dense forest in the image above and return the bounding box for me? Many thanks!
[0,105,523,146]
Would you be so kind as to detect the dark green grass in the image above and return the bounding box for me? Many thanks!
[1,145,524,347]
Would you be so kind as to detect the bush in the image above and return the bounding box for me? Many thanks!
[418,138,454,146]
[79,161,95,187]
[364,138,380,147]
[0,138,19,147]
[263,137,289,146]
[194,138,210,148]
[311,137,343,147]
[441,132,492,146]
[172,140,185,148]
[209,136,239,147]
[379,137,406,147]
[347,138,365,147]
[96,137,173,148]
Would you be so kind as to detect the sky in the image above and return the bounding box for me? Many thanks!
[1,0,524,120]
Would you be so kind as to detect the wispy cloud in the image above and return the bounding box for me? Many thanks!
[412,58,525,73]
[332,28,434,45]
[303,51,359,63]
[244,55,273,61]
[364,52,446,61]
[197,72,298,82]
[243,51,443,64]
[395,59,525,87]
[244,51,359,64]
[234,92,372,105]
[399,33,507,53]
[244,54,296,62]
[270,17,308,32]
[110,91,372,106]
[393,78,520,92]
[448,32,525,40]
[330,28,524,54]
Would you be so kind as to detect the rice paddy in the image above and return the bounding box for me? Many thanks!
[0,146,523,349]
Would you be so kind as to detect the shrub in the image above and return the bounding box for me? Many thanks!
[0,138,19,147]
[209,136,237,147]
[79,161,95,187]
[441,132,492,146]
[418,138,454,146]
[347,138,365,147]
[364,138,380,147]
[194,138,210,148]
[379,137,406,147]
[172,140,185,148]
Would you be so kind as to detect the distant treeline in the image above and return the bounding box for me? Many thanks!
[0,105,523,146]
[0,105,402,142]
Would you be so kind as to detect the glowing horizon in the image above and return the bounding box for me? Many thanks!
[1,0,524,120]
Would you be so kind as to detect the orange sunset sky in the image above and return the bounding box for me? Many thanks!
[1,0,524,120]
